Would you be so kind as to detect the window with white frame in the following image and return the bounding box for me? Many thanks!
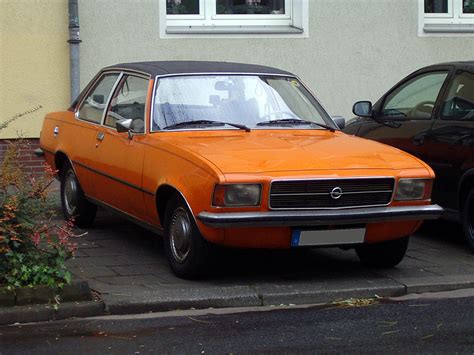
[163,0,307,35]
[421,0,474,33]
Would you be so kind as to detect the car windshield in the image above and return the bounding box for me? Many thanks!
[152,75,333,131]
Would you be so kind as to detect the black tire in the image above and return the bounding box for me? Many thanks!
[60,162,97,228]
[462,188,474,251]
[164,196,210,279]
[356,237,409,268]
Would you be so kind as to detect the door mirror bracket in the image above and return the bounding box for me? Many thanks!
[116,119,134,139]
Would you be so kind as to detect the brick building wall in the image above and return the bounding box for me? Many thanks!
[0,138,46,176]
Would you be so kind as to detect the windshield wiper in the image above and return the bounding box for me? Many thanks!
[256,118,335,132]
[163,120,251,132]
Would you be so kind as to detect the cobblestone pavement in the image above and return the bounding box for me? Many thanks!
[67,210,474,313]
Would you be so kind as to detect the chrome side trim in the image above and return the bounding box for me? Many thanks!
[86,195,164,236]
[197,204,444,228]
[268,177,396,210]
[72,160,155,195]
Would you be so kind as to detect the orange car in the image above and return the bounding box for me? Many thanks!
[39,61,443,278]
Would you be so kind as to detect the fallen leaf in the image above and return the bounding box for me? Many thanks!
[408,304,430,307]
[188,317,213,324]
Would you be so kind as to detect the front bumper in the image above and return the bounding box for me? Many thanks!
[197,204,443,228]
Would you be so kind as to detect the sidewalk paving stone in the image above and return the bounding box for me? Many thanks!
[62,211,474,316]
[69,266,118,278]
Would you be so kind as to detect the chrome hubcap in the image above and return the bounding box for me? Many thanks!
[64,170,78,215]
[170,207,192,263]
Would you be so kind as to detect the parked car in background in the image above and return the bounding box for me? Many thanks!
[345,61,474,250]
[39,61,442,278]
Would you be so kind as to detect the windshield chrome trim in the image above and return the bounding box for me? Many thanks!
[149,72,335,133]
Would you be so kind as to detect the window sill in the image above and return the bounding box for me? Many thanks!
[424,23,474,33]
[165,25,304,35]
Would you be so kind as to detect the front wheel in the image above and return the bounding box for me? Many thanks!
[164,196,210,279]
[60,162,97,228]
[462,188,474,251]
[355,237,409,268]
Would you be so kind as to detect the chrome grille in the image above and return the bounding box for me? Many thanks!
[269,178,394,209]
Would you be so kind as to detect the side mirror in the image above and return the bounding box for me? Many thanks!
[352,101,372,118]
[116,118,132,133]
[332,116,346,130]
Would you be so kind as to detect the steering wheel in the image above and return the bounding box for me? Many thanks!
[260,111,299,121]
[408,101,435,118]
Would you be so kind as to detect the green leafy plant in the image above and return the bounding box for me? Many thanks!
[0,139,77,289]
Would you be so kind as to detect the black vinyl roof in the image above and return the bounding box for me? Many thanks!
[104,61,294,76]
[426,61,474,69]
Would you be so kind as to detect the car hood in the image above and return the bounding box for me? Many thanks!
[153,130,426,174]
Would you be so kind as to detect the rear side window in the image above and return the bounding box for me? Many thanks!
[441,71,474,121]
[78,73,120,124]
[382,72,448,119]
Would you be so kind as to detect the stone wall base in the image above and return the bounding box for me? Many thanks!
[0,138,46,176]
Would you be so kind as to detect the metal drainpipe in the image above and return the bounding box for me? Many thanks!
[68,0,81,102]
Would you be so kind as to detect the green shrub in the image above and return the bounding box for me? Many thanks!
[0,140,76,289]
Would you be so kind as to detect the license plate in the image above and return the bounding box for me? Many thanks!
[291,228,366,247]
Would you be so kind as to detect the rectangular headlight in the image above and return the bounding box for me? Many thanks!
[395,179,430,201]
[213,184,262,207]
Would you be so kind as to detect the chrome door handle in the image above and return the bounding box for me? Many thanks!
[96,132,105,141]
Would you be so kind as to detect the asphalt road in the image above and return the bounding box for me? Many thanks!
[1,293,474,354]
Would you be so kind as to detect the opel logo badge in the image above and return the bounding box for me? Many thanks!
[330,187,343,200]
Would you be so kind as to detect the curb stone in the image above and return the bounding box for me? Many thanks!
[4,278,474,324]
[0,281,93,307]
[0,301,105,325]
[16,285,55,306]
[0,288,15,307]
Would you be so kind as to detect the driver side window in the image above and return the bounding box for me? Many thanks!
[105,75,149,133]
[441,72,474,121]
[382,71,448,120]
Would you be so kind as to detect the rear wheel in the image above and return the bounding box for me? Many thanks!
[356,237,409,268]
[60,162,97,227]
[164,196,210,279]
[462,188,474,251]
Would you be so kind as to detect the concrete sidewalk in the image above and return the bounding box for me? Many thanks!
[66,211,474,315]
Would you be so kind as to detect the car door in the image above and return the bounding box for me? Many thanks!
[425,69,474,212]
[356,68,451,166]
[74,72,121,199]
[92,73,151,220]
